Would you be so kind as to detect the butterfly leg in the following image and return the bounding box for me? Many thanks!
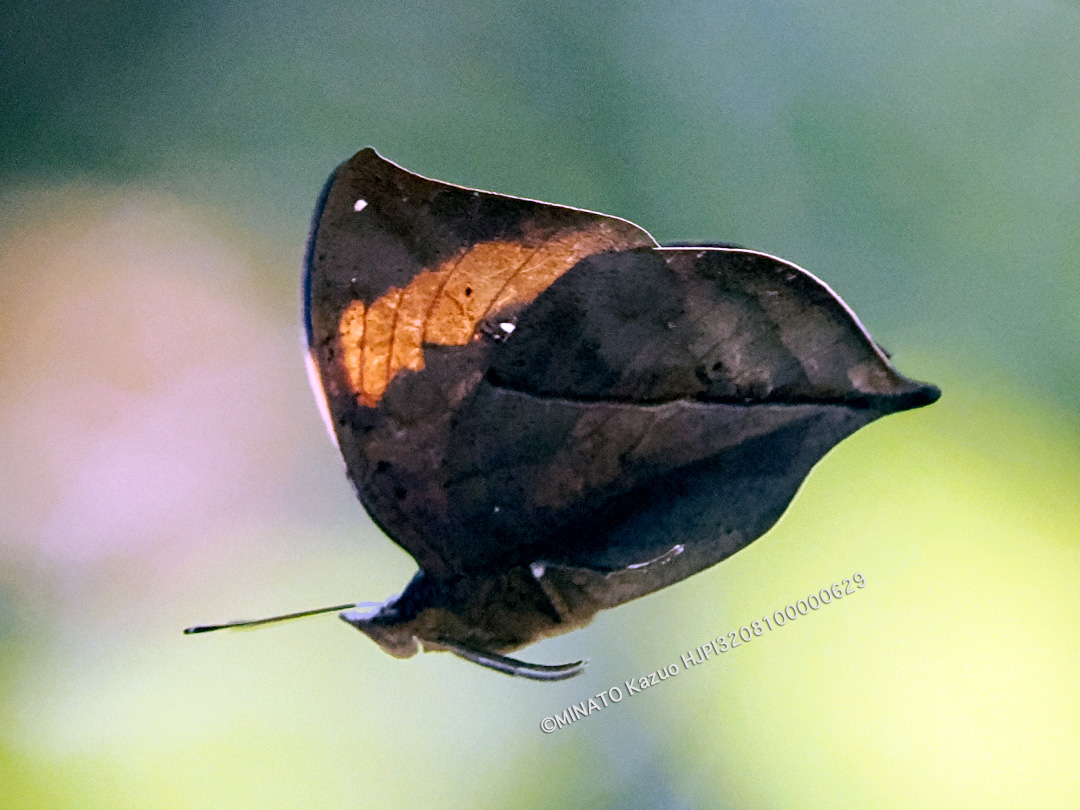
[528,561,575,623]
[435,640,586,681]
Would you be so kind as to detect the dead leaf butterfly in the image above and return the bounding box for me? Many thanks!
[186,148,939,680]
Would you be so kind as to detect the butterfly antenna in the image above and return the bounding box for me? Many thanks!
[184,602,382,634]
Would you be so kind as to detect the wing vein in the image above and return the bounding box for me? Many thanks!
[477,242,547,323]
[420,248,471,345]
[384,287,404,396]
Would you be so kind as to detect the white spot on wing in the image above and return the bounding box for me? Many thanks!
[353,199,368,212]
[499,322,516,334]
[531,562,546,579]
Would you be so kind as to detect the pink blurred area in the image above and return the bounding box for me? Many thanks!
[0,186,311,593]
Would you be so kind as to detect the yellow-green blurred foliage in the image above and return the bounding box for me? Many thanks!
[1,2,1077,808]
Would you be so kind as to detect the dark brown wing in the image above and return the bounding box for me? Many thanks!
[303,148,656,577]
[489,246,937,410]
[436,246,938,586]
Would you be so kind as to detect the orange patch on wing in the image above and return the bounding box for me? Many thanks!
[337,222,639,407]
[423,240,538,345]
[389,269,443,378]
[338,299,367,400]
[360,288,403,406]
[485,229,609,316]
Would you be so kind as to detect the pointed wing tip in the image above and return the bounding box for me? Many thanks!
[873,378,940,415]
[913,381,941,406]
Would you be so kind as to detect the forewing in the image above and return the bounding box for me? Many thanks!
[304,148,656,573]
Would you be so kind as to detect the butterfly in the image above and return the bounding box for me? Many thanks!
[188,148,939,681]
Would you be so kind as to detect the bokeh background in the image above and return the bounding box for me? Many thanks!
[2,1,1078,808]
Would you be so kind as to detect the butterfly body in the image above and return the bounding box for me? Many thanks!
[304,148,939,679]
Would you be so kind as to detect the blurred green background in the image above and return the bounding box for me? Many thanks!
[1,1,1078,808]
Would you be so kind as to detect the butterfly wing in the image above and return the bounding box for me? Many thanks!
[439,245,938,601]
[488,245,936,408]
[304,148,657,578]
